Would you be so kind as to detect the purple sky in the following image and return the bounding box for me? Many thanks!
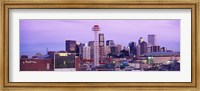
[20,20,180,56]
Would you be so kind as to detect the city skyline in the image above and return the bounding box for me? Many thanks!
[20,19,180,56]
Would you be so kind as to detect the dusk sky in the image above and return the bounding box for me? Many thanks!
[20,20,180,56]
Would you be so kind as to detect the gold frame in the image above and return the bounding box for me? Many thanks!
[0,0,199,91]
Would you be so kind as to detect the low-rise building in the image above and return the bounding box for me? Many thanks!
[20,58,53,71]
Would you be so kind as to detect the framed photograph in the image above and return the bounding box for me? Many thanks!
[1,0,199,91]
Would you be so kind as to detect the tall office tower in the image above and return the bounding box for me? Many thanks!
[92,25,100,66]
[129,42,137,56]
[151,45,160,52]
[106,40,114,46]
[140,41,148,55]
[136,45,141,57]
[99,33,105,46]
[83,43,91,60]
[65,40,77,53]
[88,41,95,59]
[75,42,80,56]
[148,34,156,46]
[138,37,144,44]
[78,43,85,59]
[99,33,105,59]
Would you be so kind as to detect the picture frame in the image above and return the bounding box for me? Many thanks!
[0,0,199,91]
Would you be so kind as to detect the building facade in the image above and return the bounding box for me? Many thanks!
[129,42,137,56]
[106,40,114,46]
[83,43,91,60]
[65,40,77,53]
[151,45,160,52]
[138,37,144,44]
[140,41,148,55]
[136,45,141,57]
[148,34,156,46]
[20,58,53,71]
[104,46,110,56]
[110,45,120,55]
[88,41,95,59]
[92,25,100,66]
[99,33,105,59]
[78,43,85,59]
[54,53,76,71]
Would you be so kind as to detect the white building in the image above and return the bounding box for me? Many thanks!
[83,43,91,60]
[92,25,100,66]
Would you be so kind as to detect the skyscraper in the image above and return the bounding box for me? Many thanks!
[65,40,77,53]
[78,43,85,59]
[140,41,147,55]
[137,37,144,57]
[92,25,100,66]
[99,33,104,47]
[106,40,114,46]
[83,43,91,60]
[75,42,80,56]
[99,33,105,59]
[129,42,137,56]
[88,41,94,59]
[136,45,141,57]
[148,34,156,46]
[138,37,144,44]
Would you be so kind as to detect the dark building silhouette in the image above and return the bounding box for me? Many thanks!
[138,37,144,44]
[54,53,75,68]
[47,51,55,56]
[160,47,166,52]
[78,43,85,59]
[21,55,28,59]
[106,40,114,46]
[110,45,120,54]
[140,41,147,55]
[88,41,95,59]
[129,42,137,56]
[151,46,160,52]
[75,44,80,56]
[65,40,77,53]
[120,50,129,57]
[88,41,95,46]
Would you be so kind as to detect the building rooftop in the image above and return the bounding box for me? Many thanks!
[141,52,180,57]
